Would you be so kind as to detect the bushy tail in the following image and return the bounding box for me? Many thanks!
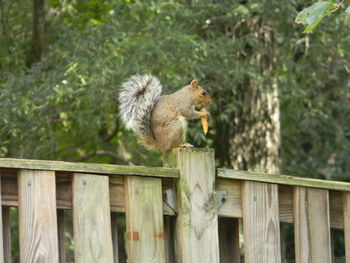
[118,74,162,140]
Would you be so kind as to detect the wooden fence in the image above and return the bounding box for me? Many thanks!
[0,148,350,262]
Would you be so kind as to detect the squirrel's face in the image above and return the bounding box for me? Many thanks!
[190,80,212,108]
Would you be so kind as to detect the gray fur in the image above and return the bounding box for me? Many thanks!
[118,74,162,139]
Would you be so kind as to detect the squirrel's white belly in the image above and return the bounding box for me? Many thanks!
[178,115,188,141]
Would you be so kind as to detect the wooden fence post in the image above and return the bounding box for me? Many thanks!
[242,182,281,263]
[294,187,331,263]
[125,176,165,263]
[164,148,219,263]
[18,170,59,263]
[72,173,114,263]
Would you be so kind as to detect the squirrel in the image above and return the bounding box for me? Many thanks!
[118,74,212,151]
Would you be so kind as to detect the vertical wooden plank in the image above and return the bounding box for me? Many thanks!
[111,212,119,263]
[2,207,12,263]
[18,170,59,263]
[125,176,165,263]
[343,192,350,263]
[219,217,240,263]
[164,148,219,263]
[0,176,4,263]
[72,173,113,263]
[242,182,281,263]
[57,210,66,263]
[294,187,331,263]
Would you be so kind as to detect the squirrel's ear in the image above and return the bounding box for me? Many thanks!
[190,80,198,89]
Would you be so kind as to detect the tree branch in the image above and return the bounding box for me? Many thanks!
[72,150,134,165]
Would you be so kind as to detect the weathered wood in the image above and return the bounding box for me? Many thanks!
[215,179,345,229]
[216,178,242,218]
[0,176,4,263]
[111,212,119,263]
[343,192,350,263]
[125,176,165,263]
[72,173,114,263]
[2,171,345,228]
[2,207,11,263]
[278,185,294,224]
[1,176,17,206]
[218,218,240,263]
[293,187,331,263]
[109,176,125,212]
[242,182,281,263]
[0,158,179,178]
[1,173,177,217]
[57,210,66,263]
[330,191,344,229]
[56,175,72,210]
[164,148,219,263]
[219,169,350,192]
[18,170,59,263]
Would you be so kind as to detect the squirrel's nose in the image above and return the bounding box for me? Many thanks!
[208,97,212,105]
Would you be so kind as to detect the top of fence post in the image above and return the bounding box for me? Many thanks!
[163,148,219,263]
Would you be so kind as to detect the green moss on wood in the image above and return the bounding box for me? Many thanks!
[218,169,350,192]
[0,158,179,178]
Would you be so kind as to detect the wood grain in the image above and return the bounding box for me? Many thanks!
[109,176,125,212]
[18,169,59,263]
[293,187,331,263]
[219,169,350,191]
[72,173,114,263]
[1,176,17,206]
[242,181,281,263]
[330,191,344,229]
[164,148,219,263]
[343,192,350,263]
[218,218,240,263]
[125,176,165,263]
[0,158,179,178]
[2,207,12,263]
[278,185,294,224]
[216,178,242,218]
[1,169,346,228]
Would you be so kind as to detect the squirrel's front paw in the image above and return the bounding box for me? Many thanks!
[199,109,210,118]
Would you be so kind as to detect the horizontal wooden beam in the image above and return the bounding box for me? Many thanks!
[216,179,344,229]
[218,169,350,192]
[0,158,179,178]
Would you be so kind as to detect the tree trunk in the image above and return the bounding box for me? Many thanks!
[26,0,45,67]
[228,16,281,174]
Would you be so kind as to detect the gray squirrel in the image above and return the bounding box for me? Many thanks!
[118,75,211,151]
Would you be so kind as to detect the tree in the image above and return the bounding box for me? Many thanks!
[26,0,45,67]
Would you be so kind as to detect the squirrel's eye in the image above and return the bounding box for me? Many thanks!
[200,91,206,96]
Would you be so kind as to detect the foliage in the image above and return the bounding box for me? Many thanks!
[0,0,349,182]
[295,0,349,33]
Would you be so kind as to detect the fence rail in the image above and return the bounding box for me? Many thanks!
[1,149,350,262]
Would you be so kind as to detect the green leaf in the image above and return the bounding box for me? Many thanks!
[345,6,350,15]
[295,1,334,33]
